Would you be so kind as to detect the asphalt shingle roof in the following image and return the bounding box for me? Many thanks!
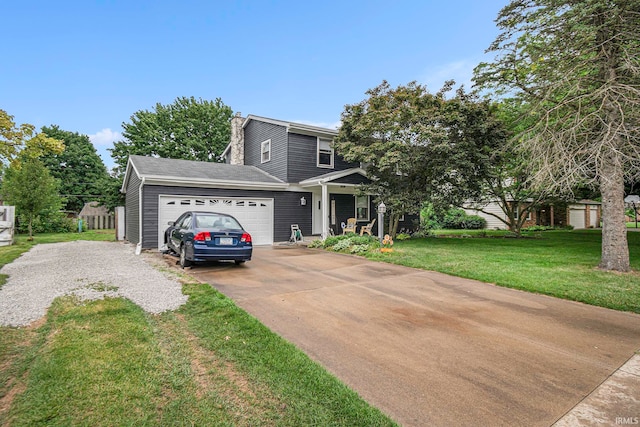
[129,155,284,184]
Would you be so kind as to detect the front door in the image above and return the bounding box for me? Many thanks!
[312,192,323,235]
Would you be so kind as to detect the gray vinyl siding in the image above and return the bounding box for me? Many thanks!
[331,194,381,235]
[331,194,355,232]
[244,120,288,181]
[124,173,141,244]
[140,185,312,248]
[287,133,359,182]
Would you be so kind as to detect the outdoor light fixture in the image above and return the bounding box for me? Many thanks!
[300,196,307,206]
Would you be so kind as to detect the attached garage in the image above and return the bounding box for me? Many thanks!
[158,195,274,247]
[122,155,311,250]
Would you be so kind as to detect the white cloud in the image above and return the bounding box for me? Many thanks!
[89,128,121,147]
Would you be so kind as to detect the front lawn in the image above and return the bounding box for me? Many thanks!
[364,230,640,313]
[0,232,396,426]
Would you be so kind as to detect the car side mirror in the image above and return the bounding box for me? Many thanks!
[167,221,175,226]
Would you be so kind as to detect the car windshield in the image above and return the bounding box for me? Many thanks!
[195,214,242,230]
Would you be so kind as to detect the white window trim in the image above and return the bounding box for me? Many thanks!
[261,139,271,163]
[355,195,370,221]
[317,137,334,169]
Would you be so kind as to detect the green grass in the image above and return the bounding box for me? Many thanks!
[1,291,395,426]
[0,232,396,426]
[365,230,640,313]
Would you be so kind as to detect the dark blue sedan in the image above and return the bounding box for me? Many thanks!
[164,211,252,268]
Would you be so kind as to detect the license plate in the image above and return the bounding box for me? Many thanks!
[219,237,233,245]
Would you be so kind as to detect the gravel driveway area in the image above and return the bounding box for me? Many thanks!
[0,240,188,327]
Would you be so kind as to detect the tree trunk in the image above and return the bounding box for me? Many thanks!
[599,153,630,271]
[28,218,34,241]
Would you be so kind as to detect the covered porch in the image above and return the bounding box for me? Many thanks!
[298,168,378,239]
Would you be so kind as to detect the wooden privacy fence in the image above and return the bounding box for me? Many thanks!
[79,214,115,230]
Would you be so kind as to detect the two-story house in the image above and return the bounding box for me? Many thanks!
[122,113,386,249]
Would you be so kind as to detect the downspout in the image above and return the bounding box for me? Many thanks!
[136,177,145,255]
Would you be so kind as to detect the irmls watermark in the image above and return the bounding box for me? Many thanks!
[616,417,639,425]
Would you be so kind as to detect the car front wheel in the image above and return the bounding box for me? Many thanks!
[180,245,192,269]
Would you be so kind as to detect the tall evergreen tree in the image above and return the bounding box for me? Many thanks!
[475,0,640,271]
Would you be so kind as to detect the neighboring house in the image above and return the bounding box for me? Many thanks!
[79,201,115,230]
[79,201,110,217]
[465,200,601,230]
[122,114,411,249]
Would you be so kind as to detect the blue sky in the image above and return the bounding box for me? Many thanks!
[2,0,507,170]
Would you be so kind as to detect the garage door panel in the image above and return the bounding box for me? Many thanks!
[569,209,585,229]
[158,196,273,248]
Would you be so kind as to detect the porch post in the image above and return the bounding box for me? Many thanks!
[321,183,329,239]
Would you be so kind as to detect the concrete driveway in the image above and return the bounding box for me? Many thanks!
[184,246,640,426]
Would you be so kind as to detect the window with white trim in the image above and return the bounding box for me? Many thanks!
[261,139,271,163]
[515,205,532,221]
[317,137,334,168]
[355,195,369,221]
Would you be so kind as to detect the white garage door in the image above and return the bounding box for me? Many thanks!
[158,195,274,248]
[569,208,586,229]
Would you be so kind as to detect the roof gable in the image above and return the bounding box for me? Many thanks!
[298,168,368,187]
[244,115,338,138]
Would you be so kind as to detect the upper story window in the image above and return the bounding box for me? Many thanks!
[317,137,334,168]
[261,139,271,163]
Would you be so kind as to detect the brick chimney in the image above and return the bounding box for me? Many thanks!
[229,112,244,165]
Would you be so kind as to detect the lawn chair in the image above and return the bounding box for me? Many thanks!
[360,218,376,236]
[342,218,357,234]
[290,224,303,243]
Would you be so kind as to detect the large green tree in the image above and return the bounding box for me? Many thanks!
[1,158,62,240]
[110,96,233,172]
[463,99,551,235]
[0,109,64,165]
[475,0,640,271]
[39,126,111,213]
[335,81,507,236]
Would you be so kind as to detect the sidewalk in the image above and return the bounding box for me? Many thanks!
[554,354,639,426]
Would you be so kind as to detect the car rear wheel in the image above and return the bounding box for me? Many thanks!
[180,245,192,268]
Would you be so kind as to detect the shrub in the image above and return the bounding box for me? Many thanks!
[308,239,324,248]
[439,208,486,230]
[463,215,487,230]
[440,208,467,229]
[331,238,353,251]
[16,211,76,234]
[322,235,344,248]
[350,244,370,254]
[412,229,434,238]
[349,235,378,245]
[395,233,411,241]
